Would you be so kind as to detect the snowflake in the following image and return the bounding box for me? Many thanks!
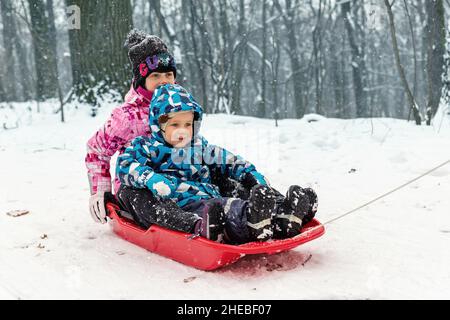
[159,54,171,66]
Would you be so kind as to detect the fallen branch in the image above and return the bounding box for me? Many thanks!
[302,254,313,267]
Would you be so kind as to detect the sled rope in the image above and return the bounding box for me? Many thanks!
[323,158,450,226]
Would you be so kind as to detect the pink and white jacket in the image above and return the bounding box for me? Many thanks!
[85,85,153,195]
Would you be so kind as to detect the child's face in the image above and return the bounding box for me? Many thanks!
[162,112,194,147]
[145,71,175,92]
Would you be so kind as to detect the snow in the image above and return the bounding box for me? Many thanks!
[1,101,450,299]
[153,181,172,197]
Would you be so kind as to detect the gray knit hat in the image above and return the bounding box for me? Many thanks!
[124,29,177,85]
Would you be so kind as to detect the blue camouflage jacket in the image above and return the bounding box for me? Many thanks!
[116,84,268,208]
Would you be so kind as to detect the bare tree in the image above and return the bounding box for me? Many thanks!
[12,9,33,101]
[187,0,212,112]
[311,0,324,115]
[384,0,421,125]
[403,0,418,98]
[269,1,281,125]
[328,15,345,118]
[273,0,306,118]
[258,0,268,118]
[230,0,248,115]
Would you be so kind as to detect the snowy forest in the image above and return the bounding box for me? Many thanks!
[0,0,449,123]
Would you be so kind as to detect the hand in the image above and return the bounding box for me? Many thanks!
[89,191,108,224]
[238,172,256,192]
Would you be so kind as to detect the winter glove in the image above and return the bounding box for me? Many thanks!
[145,173,179,199]
[240,172,259,190]
[89,191,114,224]
[237,172,269,199]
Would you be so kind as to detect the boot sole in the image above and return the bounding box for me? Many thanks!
[247,186,277,241]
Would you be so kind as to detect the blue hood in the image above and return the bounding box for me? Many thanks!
[149,84,203,145]
[117,83,269,208]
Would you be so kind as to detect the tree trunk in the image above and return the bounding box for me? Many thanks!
[146,0,154,34]
[66,0,133,110]
[46,0,57,60]
[270,3,281,124]
[415,0,428,112]
[230,0,247,115]
[312,0,323,115]
[439,25,450,116]
[46,0,65,122]
[384,0,421,125]
[217,0,231,114]
[342,0,368,118]
[0,80,5,102]
[341,31,349,118]
[0,0,17,101]
[274,0,305,119]
[329,37,343,117]
[28,0,59,101]
[258,0,267,118]
[188,0,209,113]
[13,22,33,101]
[179,0,193,86]
[425,0,445,124]
[403,0,418,98]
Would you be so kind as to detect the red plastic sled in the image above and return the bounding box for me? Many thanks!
[106,203,325,271]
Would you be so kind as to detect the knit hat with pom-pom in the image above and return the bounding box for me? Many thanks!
[124,29,177,87]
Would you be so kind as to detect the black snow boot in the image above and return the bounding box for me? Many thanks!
[273,185,310,239]
[246,184,277,241]
[302,187,318,226]
[192,202,226,242]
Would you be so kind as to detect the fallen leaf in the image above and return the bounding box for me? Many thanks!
[183,276,197,283]
[6,210,29,217]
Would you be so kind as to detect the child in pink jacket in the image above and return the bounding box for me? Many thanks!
[86,29,177,223]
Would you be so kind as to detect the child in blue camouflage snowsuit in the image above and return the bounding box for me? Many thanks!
[116,84,318,244]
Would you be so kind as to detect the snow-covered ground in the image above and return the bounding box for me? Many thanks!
[1,100,450,299]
